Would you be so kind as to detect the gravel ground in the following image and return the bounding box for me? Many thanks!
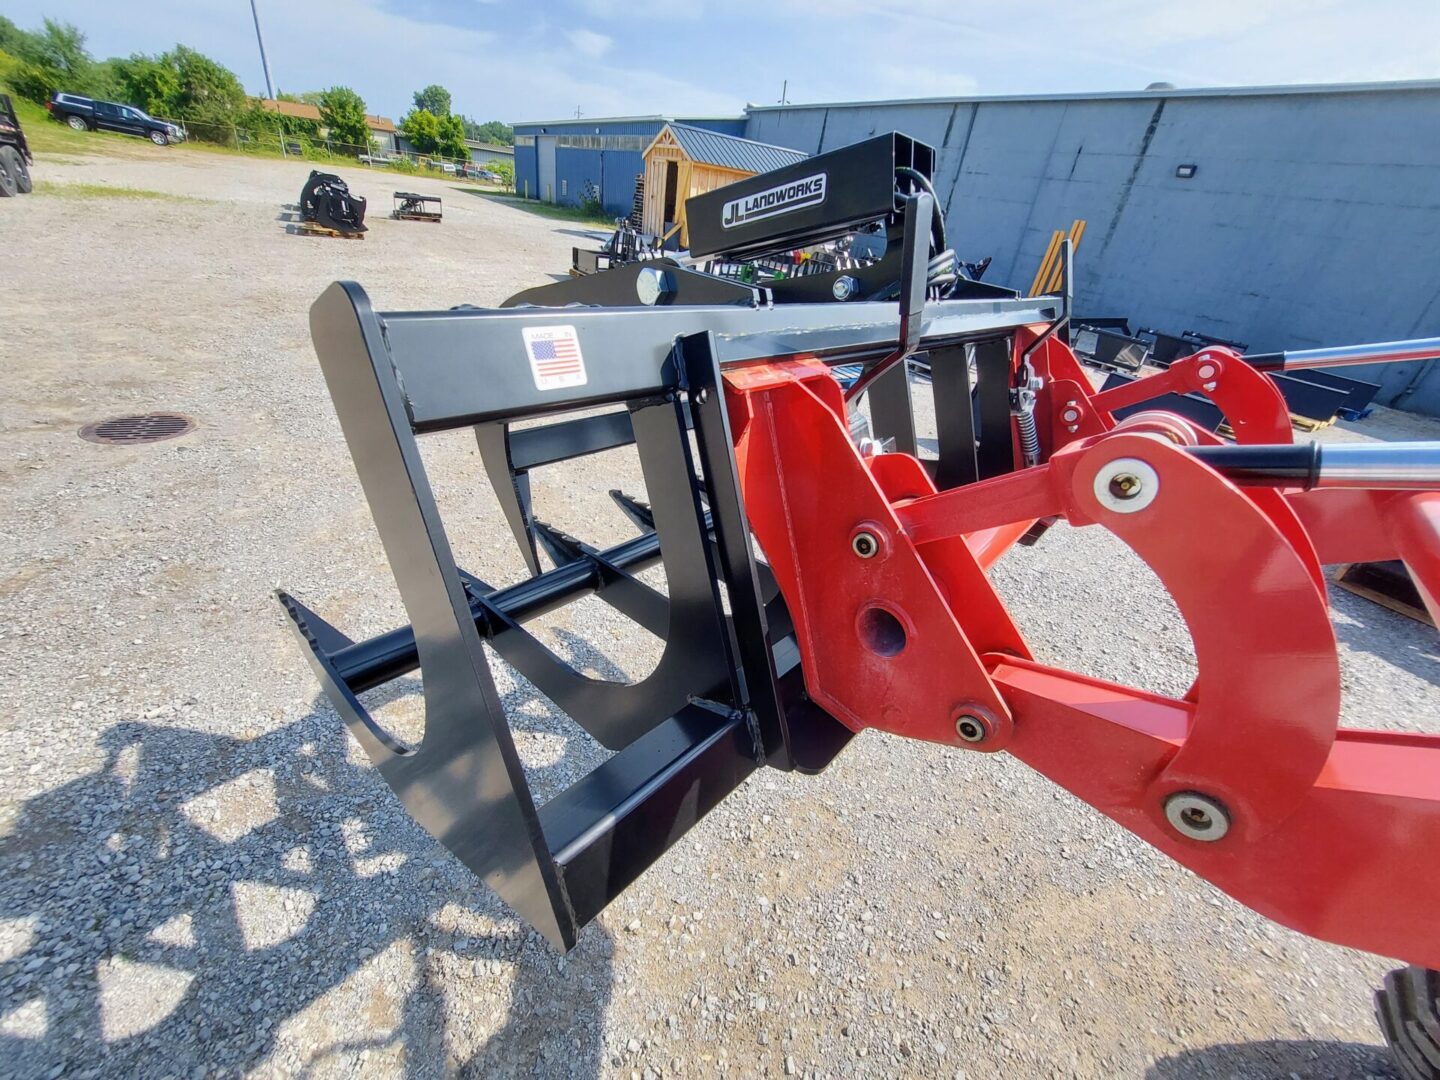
[0,147,1436,1080]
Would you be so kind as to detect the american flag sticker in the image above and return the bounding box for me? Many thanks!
[522,325,587,391]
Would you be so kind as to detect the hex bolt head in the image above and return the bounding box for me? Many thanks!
[851,531,879,559]
[635,267,674,306]
[832,275,861,301]
[1164,792,1230,842]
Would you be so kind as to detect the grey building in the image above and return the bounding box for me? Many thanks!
[744,81,1440,414]
[464,140,514,168]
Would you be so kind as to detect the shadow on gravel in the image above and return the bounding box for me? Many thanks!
[1147,1037,1397,1079]
[0,683,617,1076]
[1331,587,1440,687]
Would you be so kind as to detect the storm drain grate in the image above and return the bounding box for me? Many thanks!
[79,412,196,445]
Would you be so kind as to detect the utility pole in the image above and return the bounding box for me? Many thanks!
[574,106,583,119]
[248,0,284,157]
[778,80,789,105]
[249,0,277,100]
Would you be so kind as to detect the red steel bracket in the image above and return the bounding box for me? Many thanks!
[725,359,1025,749]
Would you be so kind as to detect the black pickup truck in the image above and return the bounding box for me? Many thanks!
[47,93,184,146]
[0,93,33,196]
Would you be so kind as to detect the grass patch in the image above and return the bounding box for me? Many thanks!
[459,189,614,228]
[33,180,206,203]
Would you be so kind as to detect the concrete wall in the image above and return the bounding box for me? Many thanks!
[513,117,746,216]
[745,86,1440,414]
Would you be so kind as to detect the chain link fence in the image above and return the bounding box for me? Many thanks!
[153,113,512,185]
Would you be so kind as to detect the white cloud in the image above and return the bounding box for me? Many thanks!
[573,0,706,18]
[566,28,614,58]
[4,0,1437,122]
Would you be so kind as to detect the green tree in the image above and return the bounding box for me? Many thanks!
[318,85,372,150]
[0,15,27,55]
[413,83,451,117]
[482,158,514,188]
[15,18,89,79]
[165,45,246,120]
[114,54,180,115]
[460,117,514,146]
[436,113,467,160]
[399,107,440,154]
[4,17,108,104]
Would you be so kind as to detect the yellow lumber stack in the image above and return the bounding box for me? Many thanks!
[1029,219,1086,295]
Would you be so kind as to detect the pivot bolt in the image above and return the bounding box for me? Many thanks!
[955,713,989,743]
[1109,473,1144,499]
[851,531,879,559]
[1061,404,1082,424]
[1093,458,1160,514]
[1164,792,1230,842]
[832,275,861,301]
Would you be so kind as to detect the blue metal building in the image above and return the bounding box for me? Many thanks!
[512,115,746,216]
[743,81,1440,415]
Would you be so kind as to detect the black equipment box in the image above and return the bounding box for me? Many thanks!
[685,133,935,261]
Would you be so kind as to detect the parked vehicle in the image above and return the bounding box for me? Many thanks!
[47,93,184,146]
[0,93,33,197]
[461,163,502,182]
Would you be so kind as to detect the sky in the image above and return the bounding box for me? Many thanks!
[5,0,1439,125]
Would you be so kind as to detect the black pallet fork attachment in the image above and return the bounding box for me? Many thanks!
[278,276,1058,948]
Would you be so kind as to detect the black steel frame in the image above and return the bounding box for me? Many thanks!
[280,280,1056,949]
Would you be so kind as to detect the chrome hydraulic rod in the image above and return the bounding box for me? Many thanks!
[1245,336,1440,372]
[1187,442,1440,490]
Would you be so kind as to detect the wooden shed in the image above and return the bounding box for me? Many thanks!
[640,123,808,246]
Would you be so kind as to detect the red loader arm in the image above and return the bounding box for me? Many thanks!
[725,344,1440,971]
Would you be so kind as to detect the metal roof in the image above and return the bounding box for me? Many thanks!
[664,124,807,173]
[257,98,396,132]
[743,78,1440,113]
[511,113,742,131]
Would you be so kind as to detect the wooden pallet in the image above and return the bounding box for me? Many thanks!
[1333,562,1434,626]
[297,221,365,240]
[1290,412,1337,433]
[1216,411,1337,440]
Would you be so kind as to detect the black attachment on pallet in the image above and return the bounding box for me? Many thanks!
[1284,368,1382,420]
[392,191,441,221]
[1072,324,1150,373]
[301,170,367,234]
